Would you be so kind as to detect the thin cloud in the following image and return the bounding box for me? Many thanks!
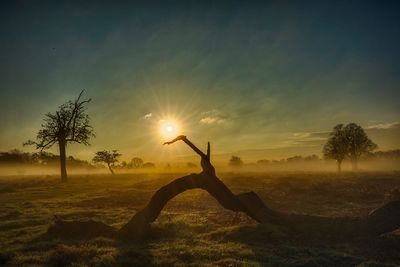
[199,109,228,125]
[142,113,153,120]
[200,116,226,124]
[292,131,329,141]
[367,122,400,130]
[281,131,330,148]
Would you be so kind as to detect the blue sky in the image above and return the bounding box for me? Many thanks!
[0,1,399,163]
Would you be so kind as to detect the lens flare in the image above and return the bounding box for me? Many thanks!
[160,119,181,139]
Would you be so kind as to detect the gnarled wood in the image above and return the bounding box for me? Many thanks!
[118,172,289,237]
[46,136,400,241]
[118,136,400,239]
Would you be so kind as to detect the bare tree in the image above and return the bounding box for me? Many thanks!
[24,91,94,182]
[323,124,347,172]
[93,150,121,174]
[344,123,377,170]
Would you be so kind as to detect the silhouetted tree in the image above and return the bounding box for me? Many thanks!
[344,123,377,170]
[131,157,144,168]
[24,91,94,182]
[323,124,348,172]
[229,155,243,167]
[324,123,377,172]
[142,162,156,168]
[93,150,121,174]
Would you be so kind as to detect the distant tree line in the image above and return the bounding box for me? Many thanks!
[0,149,157,173]
[256,154,321,165]
[0,149,95,168]
[227,154,323,168]
[364,149,400,160]
[230,149,400,169]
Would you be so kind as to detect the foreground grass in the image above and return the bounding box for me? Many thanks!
[0,171,399,266]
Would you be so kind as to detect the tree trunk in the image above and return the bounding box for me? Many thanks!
[337,160,342,173]
[351,156,358,171]
[107,163,115,175]
[59,140,68,182]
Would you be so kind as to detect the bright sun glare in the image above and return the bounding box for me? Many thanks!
[160,119,181,139]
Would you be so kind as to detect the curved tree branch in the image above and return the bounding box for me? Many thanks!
[163,135,208,160]
[118,172,290,237]
[48,135,400,241]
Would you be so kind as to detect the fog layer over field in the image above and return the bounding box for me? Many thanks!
[1,158,400,177]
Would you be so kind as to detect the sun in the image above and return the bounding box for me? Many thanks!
[159,119,181,139]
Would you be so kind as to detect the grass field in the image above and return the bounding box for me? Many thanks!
[0,171,399,266]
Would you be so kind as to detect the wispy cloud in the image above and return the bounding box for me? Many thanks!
[283,131,329,147]
[199,110,228,125]
[142,113,153,120]
[367,122,400,130]
[292,131,329,141]
[200,116,226,124]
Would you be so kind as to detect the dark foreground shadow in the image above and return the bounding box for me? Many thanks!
[9,222,153,267]
[4,219,398,267]
[213,223,400,266]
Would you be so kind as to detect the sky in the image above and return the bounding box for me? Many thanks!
[0,1,399,164]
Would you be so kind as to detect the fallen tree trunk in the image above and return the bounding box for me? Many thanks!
[118,172,290,237]
[118,170,400,240]
[118,136,400,239]
[48,136,400,241]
